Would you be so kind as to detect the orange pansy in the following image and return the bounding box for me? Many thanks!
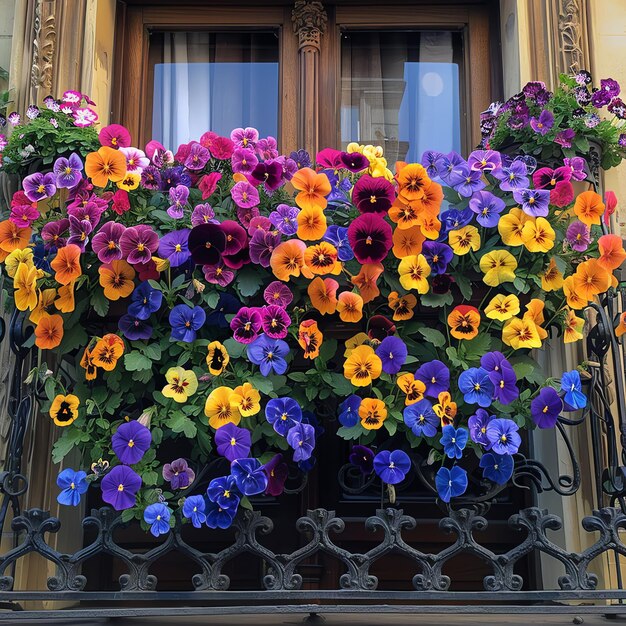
[91,333,125,371]
[336,291,364,323]
[50,244,82,285]
[418,215,442,240]
[351,263,384,303]
[388,198,420,229]
[573,259,611,301]
[80,346,98,381]
[0,220,31,261]
[411,179,444,215]
[298,319,323,359]
[597,234,626,272]
[447,305,480,340]
[396,372,426,405]
[433,391,457,427]
[388,291,417,321]
[54,280,76,313]
[392,224,425,258]
[270,239,312,281]
[358,398,387,430]
[396,163,430,203]
[523,299,548,340]
[35,313,64,350]
[303,241,341,275]
[308,277,339,314]
[99,260,136,300]
[291,167,331,211]
[85,146,127,188]
[297,206,327,241]
[563,275,588,310]
[563,308,585,344]
[29,288,57,324]
[573,190,605,226]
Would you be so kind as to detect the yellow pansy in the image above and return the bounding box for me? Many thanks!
[396,372,426,405]
[484,294,520,321]
[540,258,564,292]
[29,288,57,324]
[398,253,431,293]
[116,171,141,191]
[162,366,198,403]
[498,207,533,246]
[563,308,585,343]
[343,345,382,387]
[230,382,261,417]
[522,217,555,253]
[55,280,76,313]
[479,249,518,287]
[523,299,548,340]
[502,317,542,349]
[344,332,370,358]
[5,248,35,278]
[448,225,481,255]
[14,262,39,311]
[205,386,241,429]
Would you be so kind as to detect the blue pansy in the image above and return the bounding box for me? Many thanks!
[128,280,163,320]
[403,399,439,438]
[182,495,207,528]
[143,503,171,537]
[323,225,354,261]
[286,422,316,462]
[486,418,522,455]
[458,367,495,407]
[247,334,289,376]
[205,500,236,529]
[373,450,411,485]
[440,425,469,459]
[561,370,587,410]
[338,395,361,427]
[205,292,242,328]
[265,397,302,436]
[169,304,206,342]
[479,452,514,485]
[56,468,88,506]
[435,466,468,503]
[207,475,240,511]
[230,458,268,496]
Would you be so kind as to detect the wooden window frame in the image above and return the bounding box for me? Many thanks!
[320,3,497,152]
[113,3,298,151]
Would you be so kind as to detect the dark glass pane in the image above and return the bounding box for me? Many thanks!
[151,31,279,147]
[341,31,463,163]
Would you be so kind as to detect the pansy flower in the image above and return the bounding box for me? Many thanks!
[247,334,289,376]
[396,162,429,202]
[375,336,407,375]
[119,224,159,265]
[183,495,206,528]
[440,425,468,459]
[188,223,227,266]
[231,147,258,174]
[484,294,520,321]
[291,167,331,211]
[287,423,316,462]
[205,502,236,529]
[127,281,162,320]
[396,373,426,405]
[262,454,289,496]
[421,241,453,276]
[387,291,417,321]
[338,395,361,427]
[99,123,131,148]
[449,163,486,197]
[597,234,626,271]
[531,387,563,428]
[162,366,198,403]
[91,221,126,263]
[56,468,88,506]
[49,393,80,427]
[398,253,431,293]
[343,345,382,387]
[489,363,519,405]
[415,360,449,398]
[468,408,494,446]
[486,418,521,455]
[263,281,293,308]
[352,174,395,215]
[347,214,393,264]
[205,386,241,429]
[373,450,410,485]
[308,277,338,315]
[85,146,127,187]
[433,391,457,427]
[561,370,586,410]
[447,305,480,340]
[349,445,374,476]
[469,190,505,227]
[158,229,191,267]
[101,465,141,511]
[479,249,517,286]
[169,304,206,343]
[98,260,135,301]
[249,229,281,268]
[403,399,438,437]
[230,307,262,344]
[231,458,268,496]
[298,319,323,359]
[53,153,83,188]
[231,382,261,417]
[468,149,501,172]
[206,341,229,376]
[540,259,564,292]
[435,466,467,503]
[572,259,610,301]
[112,420,151,465]
[304,241,341,275]
[480,453,514,485]
[492,159,528,191]
[118,314,152,340]
[352,263,384,303]
[359,398,387,430]
[265,397,302,436]
[336,291,364,323]
[215,422,251,462]
[458,367,494,407]
[163,458,196,490]
[529,110,554,134]
[249,160,283,192]
[207,475,240,511]
[91,333,125,371]
[35,314,64,349]
[22,172,57,202]
[269,204,300,236]
[513,188,550,218]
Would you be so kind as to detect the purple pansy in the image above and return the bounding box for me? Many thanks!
[287,422,316,462]
[531,387,563,429]
[203,261,235,286]
[449,163,486,197]
[128,280,162,319]
[261,305,290,339]
[269,204,300,236]
[53,153,83,189]
[184,142,210,170]
[403,399,438,438]
[158,229,191,267]
[111,421,152,465]
[488,363,519,405]
[415,360,450,398]
[169,304,206,342]
[231,180,259,208]
[118,314,153,340]
[555,129,575,148]
[249,229,282,267]
[91,221,126,263]
[338,395,361,427]
[486,418,521,455]
[247,334,289,376]
[101,465,142,511]
[67,215,93,250]
[323,225,353,262]
[23,172,57,202]
[230,458,268,496]
[468,149,501,172]
[422,241,453,276]
[566,221,591,252]
[231,147,258,175]
[468,408,494,447]
[230,307,263,344]
[215,423,252,462]
[191,203,217,226]
[262,454,289,496]
[458,367,494,408]
[42,219,70,250]
[529,110,554,135]
[265,397,302,437]
[119,225,159,265]
[563,157,587,182]
[263,281,293,308]
[469,190,506,227]
[513,188,550,218]
[349,445,375,476]
[493,160,529,191]
[375,336,408,375]
[163,458,196,490]
[167,184,189,219]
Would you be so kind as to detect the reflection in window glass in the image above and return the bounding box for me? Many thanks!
[341,31,462,164]
[152,32,279,148]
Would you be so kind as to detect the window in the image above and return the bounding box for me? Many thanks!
[150,31,280,148]
[341,30,463,164]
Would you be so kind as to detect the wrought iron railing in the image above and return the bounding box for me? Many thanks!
[0,278,625,620]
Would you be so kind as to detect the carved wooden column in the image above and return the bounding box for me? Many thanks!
[292,0,327,157]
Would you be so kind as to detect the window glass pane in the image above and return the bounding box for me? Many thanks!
[151,31,279,148]
[341,31,462,164]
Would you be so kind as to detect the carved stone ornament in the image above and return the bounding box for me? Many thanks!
[556,0,589,74]
[31,0,56,97]
[292,1,328,51]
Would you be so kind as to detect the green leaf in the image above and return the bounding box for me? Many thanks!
[124,351,153,372]
[418,328,446,348]
[223,337,246,359]
[249,374,274,395]
[337,424,365,440]
[329,373,356,396]
[165,412,198,438]
[318,339,337,364]
[237,267,262,297]
[460,334,492,364]
[383,419,397,436]
[90,288,109,317]
[139,343,162,361]
[58,324,88,354]
[239,496,253,510]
